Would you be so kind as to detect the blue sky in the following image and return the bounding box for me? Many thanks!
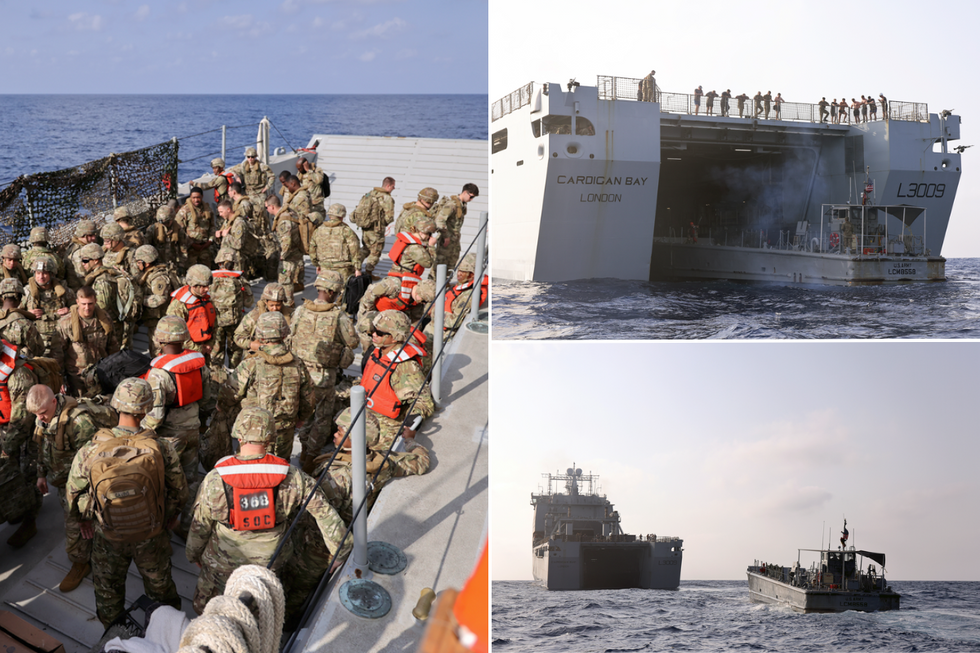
[1,0,488,94]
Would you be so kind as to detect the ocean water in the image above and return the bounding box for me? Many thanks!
[0,94,487,186]
[492,258,980,339]
[493,580,980,652]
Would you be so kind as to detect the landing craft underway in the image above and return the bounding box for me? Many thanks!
[531,465,682,591]
[492,75,962,285]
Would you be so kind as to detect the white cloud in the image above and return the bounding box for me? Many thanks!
[135,5,150,21]
[218,15,255,30]
[395,48,416,60]
[350,17,406,40]
[68,13,104,31]
[359,49,379,62]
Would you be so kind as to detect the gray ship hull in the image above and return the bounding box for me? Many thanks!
[650,240,945,285]
[533,539,682,591]
[746,571,900,613]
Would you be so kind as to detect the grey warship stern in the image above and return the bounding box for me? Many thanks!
[531,466,683,591]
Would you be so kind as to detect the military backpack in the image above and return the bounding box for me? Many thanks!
[24,357,63,395]
[88,428,167,542]
[351,192,381,229]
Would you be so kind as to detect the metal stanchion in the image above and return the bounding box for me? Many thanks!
[432,263,447,404]
[350,386,368,574]
[467,211,489,333]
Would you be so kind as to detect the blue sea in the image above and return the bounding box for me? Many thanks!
[0,94,486,187]
[492,258,980,339]
[493,581,980,652]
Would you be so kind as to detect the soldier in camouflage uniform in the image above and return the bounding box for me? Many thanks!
[186,406,350,615]
[297,158,326,211]
[176,187,216,270]
[227,311,314,461]
[385,216,437,323]
[66,378,187,628]
[101,222,138,278]
[415,253,487,338]
[200,158,234,206]
[210,248,254,368]
[135,245,179,357]
[233,283,293,354]
[27,384,101,591]
[282,406,425,625]
[22,257,72,365]
[77,243,131,350]
[23,227,66,281]
[433,183,479,269]
[64,220,99,290]
[57,286,118,397]
[360,310,434,449]
[393,186,439,235]
[282,175,312,219]
[214,200,257,279]
[143,317,213,536]
[289,271,358,474]
[166,264,218,362]
[265,195,305,305]
[310,203,363,286]
[355,177,396,276]
[229,147,274,238]
[0,353,41,549]
[1,244,29,286]
[0,278,46,360]
[113,207,145,249]
[145,206,182,274]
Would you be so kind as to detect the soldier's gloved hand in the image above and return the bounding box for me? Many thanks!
[80,521,94,540]
[36,477,48,495]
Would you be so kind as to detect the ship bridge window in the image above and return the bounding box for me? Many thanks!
[536,115,596,136]
[492,128,507,154]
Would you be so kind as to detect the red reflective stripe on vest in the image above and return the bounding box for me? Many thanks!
[362,347,419,419]
[172,286,217,343]
[0,340,18,425]
[215,454,289,531]
[151,351,206,407]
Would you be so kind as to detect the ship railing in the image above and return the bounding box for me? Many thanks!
[597,75,929,124]
[492,82,534,122]
[818,204,929,257]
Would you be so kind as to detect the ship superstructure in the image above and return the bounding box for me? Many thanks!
[531,465,682,591]
[493,76,961,285]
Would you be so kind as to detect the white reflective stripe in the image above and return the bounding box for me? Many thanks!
[150,354,166,366]
[216,463,290,477]
[1,343,16,359]
[158,351,205,371]
[386,349,415,363]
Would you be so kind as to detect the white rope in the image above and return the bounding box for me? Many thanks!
[177,565,284,653]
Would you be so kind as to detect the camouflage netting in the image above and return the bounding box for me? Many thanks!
[0,140,178,247]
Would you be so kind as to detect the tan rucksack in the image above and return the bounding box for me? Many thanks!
[88,428,167,542]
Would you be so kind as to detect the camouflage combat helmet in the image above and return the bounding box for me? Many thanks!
[1,244,21,260]
[75,220,98,237]
[335,407,381,450]
[31,256,56,273]
[245,146,258,158]
[255,311,289,341]
[214,248,237,266]
[459,253,477,273]
[113,207,131,222]
[110,377,154,415]
[155,206,173,223]
[372,310,410,342]
[186,264,212,287]
[314,270,343,292]
[78,243,105,260]
[134,244,160,264]
[415,217,436,235]
[326,203,346,220]
[211,157,225,169]
[101,222,124,241]
[232,406,275,445]
[29,226,48,244]
[418,187,439,204]
[0,278,24,297]
[153,315,190,344]
[261,283,288,302]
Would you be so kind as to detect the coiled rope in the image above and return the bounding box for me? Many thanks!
[177,565,284,653]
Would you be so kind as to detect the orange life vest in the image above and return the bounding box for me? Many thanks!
[362,345,423,419]
[171,286,217,343]
[211,270,242,279]
[150,351,206,407]
[0,340,17,424]
[214,172,236,204]
[214,453,289,531]
[385,232,426,308]
[444,275,489,316]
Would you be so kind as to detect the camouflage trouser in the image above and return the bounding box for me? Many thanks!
[193,526,292,615]
[113,321,135,352]
[183,243,214,270]
[320,264,355,288]
[435,239,461,270]
[272,425,297,461]
[57,485,91,565]
[279,259,304,306]
[360,229,386,274]
[211,324,243,368]
[247,196,270,238]
[200,400,239,473]
[281,513,332,627]
[92,528,179,627]
[297,366,337,462]
[184,338,213,365]
[0,458,40,524]
[159,429,199,531]
[373,412,404,452]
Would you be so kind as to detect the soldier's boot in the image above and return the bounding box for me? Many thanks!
[59,561,91,592]
[6,516,37,548]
